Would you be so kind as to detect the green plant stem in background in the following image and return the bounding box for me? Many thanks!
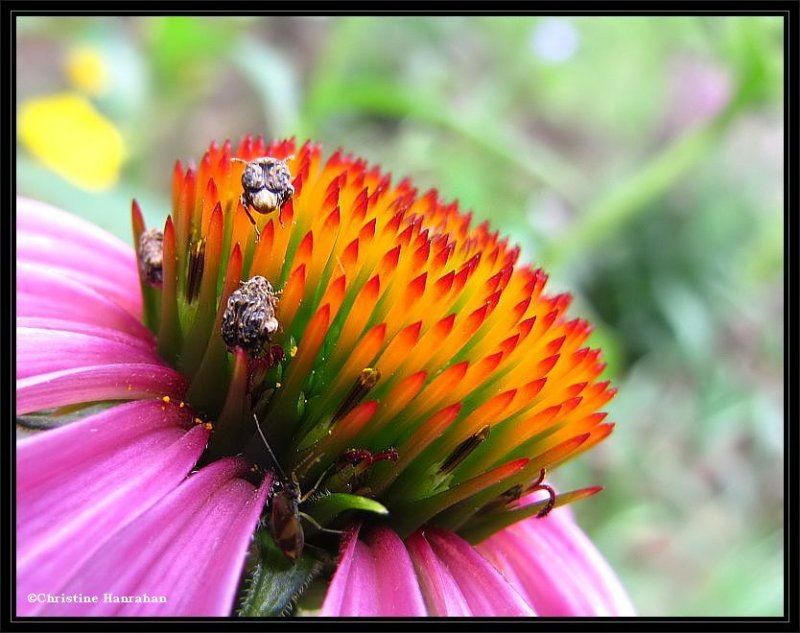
[229,37,301,136]
[542,15,781,271]
[540,104,739,270]
[297,18,580,205]
[300,79,581,207]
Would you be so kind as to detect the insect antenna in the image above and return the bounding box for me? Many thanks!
[253,412,288,481]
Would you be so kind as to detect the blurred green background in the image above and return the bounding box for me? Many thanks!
[15,16,784,616]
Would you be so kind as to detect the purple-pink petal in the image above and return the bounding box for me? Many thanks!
[319,525,361,616]
[17,326,162,379]
[192,468,272,616]
[17,316,155,350]
[423,528,535,616]
[477,506,636,616]
[320,525,428,616]
[17,400,210,615]
[32,458,272,616]
[17,261,152,341]
[334,537,380,616]
[321,524,536,617]
[361,526,427,616]
[17,197,142,317]
[17,362,188,414]
[405,531,471,616]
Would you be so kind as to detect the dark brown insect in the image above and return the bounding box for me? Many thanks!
[232,156,295,239]
[267,473,304,561]
[221,276,280,356]
[253,414,340,562]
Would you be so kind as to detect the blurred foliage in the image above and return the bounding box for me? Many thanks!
[15,16,784,616]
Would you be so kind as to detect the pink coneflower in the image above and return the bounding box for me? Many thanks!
[16,137,634,617]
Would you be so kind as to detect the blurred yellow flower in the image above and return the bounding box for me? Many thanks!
[66,46,109,96]
[18,93,125,191]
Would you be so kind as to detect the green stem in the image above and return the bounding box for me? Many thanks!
[540,99,744,269]
[300,80,578,206]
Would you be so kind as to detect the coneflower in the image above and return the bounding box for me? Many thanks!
[16,137,634,617]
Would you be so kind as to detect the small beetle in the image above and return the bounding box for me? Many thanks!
[137,228,164,288]
[232,156,295,239]
[221,276,280,357]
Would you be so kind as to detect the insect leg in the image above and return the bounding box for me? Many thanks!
[299,462,337,503]
[298,511,344,535]
[241,195,261,240]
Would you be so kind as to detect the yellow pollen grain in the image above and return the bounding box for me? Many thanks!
[162,396,171,404]
[203,422,213,432]
[275,382,282,389]
[289,345,298,358]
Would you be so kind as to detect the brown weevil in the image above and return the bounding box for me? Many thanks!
[221,276,280,357]
[137,228,164,288]
[231,156,295,239]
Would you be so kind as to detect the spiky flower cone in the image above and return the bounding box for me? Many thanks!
[134,136,614,542]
